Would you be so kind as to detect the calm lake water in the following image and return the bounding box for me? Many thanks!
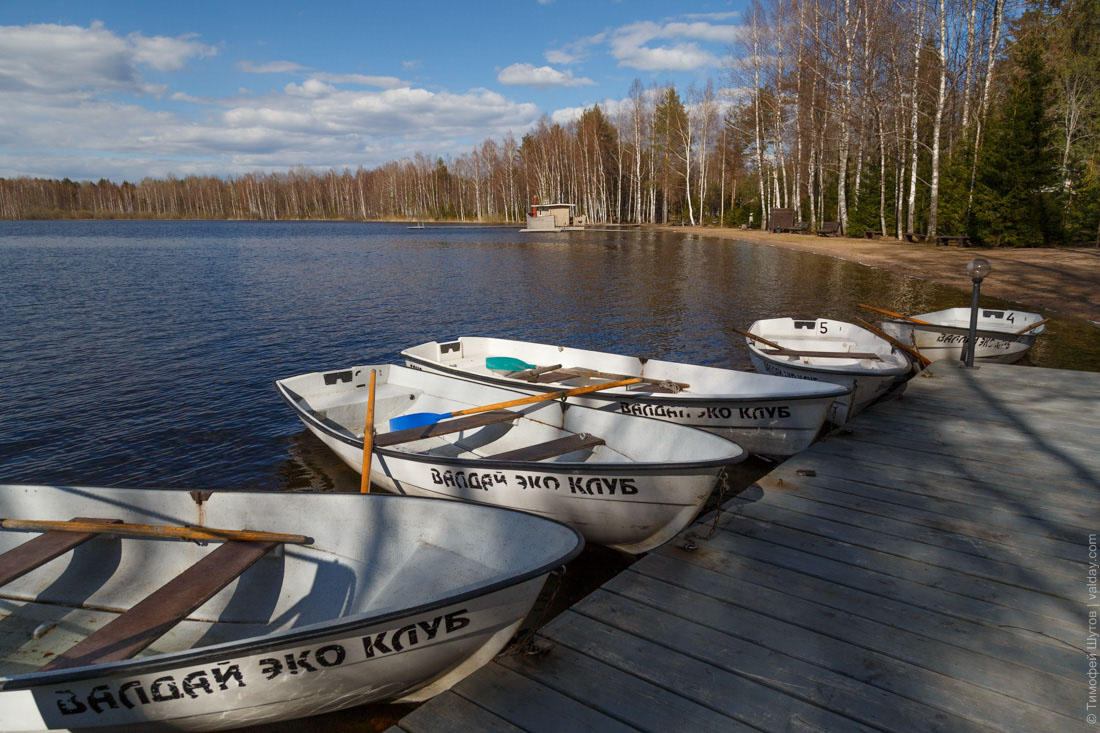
[1,219,1096,492]
[1,220,1097,730]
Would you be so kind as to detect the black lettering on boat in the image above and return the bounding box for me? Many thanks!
[568,476,591,494]
[260,657,284,680]
[87,685,119,713]
[394,624,424,651]
[738,406,792,420]
[445,609,470,633]
[150,676,181,702]
[284,651,317,675]
[417,617,443,641]
[183,670,213,698]
[315,644,347,668]
[212,662,245,690]
[119,680,150,708]
[362,632,393,658]
[362,609,469,659]
[55,690,88,716]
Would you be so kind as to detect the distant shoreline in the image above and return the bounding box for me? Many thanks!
[656,225,1100,326]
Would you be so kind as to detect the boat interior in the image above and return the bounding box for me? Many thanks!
[0,486,572,678]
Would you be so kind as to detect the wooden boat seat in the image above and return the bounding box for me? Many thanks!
[39,540,277,672]
[488,433,605,461]
[534,367,690,394]
[376,409,518,447]
[0,517,121,588]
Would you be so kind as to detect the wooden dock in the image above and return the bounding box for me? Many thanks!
[390,362,1099,732]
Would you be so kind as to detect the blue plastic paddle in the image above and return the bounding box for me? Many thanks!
[387,377,642,432]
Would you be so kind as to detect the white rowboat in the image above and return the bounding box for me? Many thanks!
[745,318,914,424]
[879,307,1046,364]
[400,337,849,457]
[276,364,745,554]
[0,484,582,731]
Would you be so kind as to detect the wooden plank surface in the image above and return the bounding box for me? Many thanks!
[0,517,120,587]
[375,410,517,447]
[488,433,604,461]
[40,540,276,671]
[389,362,1096,733]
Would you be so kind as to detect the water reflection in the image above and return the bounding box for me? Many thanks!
[0,221,1095,494]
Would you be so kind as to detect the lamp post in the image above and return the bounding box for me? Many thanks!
[963,258,992,367]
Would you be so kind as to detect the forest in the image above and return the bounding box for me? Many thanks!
[0,0,1096,246]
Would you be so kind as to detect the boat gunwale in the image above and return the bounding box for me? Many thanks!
[275,381,744,473]
[885,318,1043,342]
[746,345,913,379]
[0,486,583,690]
[401,354,852,402]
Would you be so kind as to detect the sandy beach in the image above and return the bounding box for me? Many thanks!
[660,226,1100,326]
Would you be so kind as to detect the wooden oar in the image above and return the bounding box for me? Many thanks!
[855,316,932,367]
[388,377,642,431]
[0,519,309,545]
[858,303,934,325]
[509,363,563,381]
[730,326,784,351]
[564,366,691,390]
[360,369,376,494]
[1016,318,1048,334]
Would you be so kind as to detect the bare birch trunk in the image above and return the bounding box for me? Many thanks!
[928,0,948,237]
[907,6,925,235]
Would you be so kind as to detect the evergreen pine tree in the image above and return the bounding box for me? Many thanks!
[970,36,1064,246]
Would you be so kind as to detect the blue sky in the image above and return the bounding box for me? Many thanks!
[0,1,748,182]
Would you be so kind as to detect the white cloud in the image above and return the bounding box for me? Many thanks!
[497,63,595,89]
[238,60,307,73]
[545,32,606,65]
[129,32,217,71]
[310,72,408,89]
[546,18,743,73]
[609,21,726,71]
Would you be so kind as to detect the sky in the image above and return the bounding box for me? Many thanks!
[0,0,749,182]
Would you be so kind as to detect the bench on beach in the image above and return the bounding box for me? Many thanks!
[904,232,927,243]
[816,221,840,237]
[863,230,884,239]
[935,234,972,247]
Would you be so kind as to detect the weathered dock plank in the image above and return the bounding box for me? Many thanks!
[389,362,1096,733]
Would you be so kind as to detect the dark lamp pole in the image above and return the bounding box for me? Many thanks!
[964,258,991,367]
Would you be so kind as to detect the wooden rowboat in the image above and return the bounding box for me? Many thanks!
[744,318,914,424]
[0,484,582,731]
[878,307,1046,364]
[276,365,745,554]
[400,337,849,457]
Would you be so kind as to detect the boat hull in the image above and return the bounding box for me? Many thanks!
[1,581,538,732]
[880,308,1044,364]
[276,365,744,554]
[308,425,720,554]
[746,318,913,424]
[401,338,849,457]
[0,485,582,731]
[748,353,906,424]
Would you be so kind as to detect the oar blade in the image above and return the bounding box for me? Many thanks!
[486,356,535,371]
[388,411,450,431]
